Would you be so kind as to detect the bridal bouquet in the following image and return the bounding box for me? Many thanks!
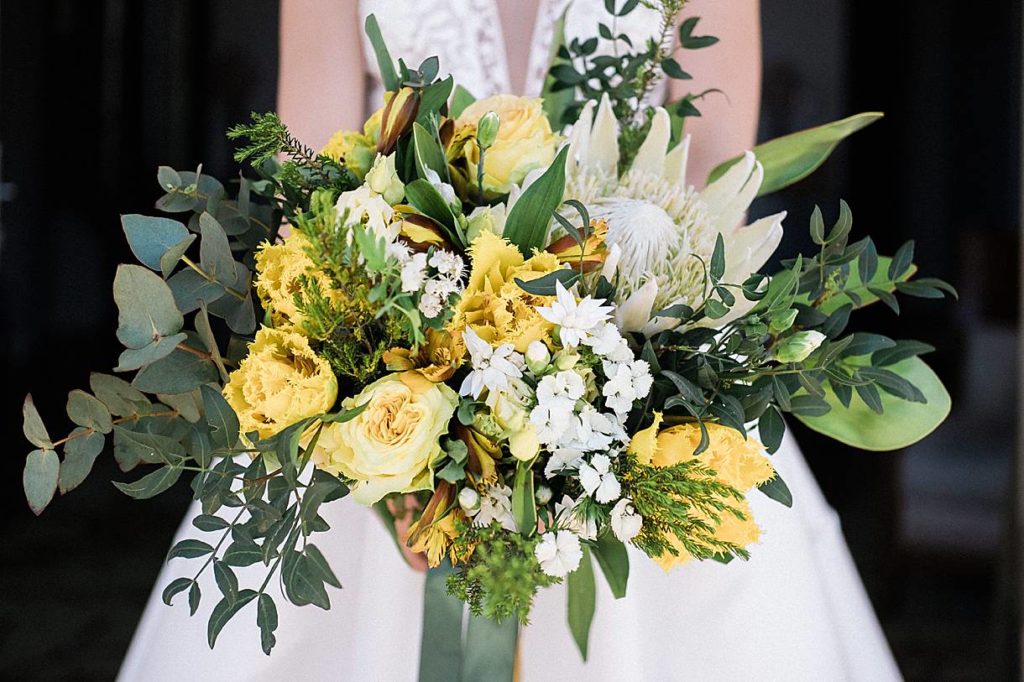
[20,3,953,678]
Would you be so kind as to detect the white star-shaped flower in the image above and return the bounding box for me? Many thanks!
[554,495,597,540]
[538,280,614,348]
[610,497,643,542]
[468,484,517,532]
[459,327,523,399]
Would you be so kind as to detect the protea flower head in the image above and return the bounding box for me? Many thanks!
[564,95,786,335]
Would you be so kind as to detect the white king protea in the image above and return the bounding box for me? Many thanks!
[565,95,786,335]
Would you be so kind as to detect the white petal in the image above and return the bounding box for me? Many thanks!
[630,107,671,176]
[600,243,622,281]
[566,99,596,176]
[715,160,764,234]
[614,279,658,332]
[723,211,787,284]
[588,94,620,177]
[663,134,691,186]
[701,151,756,219]
[641,314,681,337]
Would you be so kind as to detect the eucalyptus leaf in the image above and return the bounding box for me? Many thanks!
[58,429,105,494]
[122,214,190,271]
[132,348,219,395]
[24,449,59,515]
[22,395,51,449]
[168,268,227,314]
[113,464,183,499]
[199,213,236,285]
[114,265,185,350]
[90,373,150,417]
[160,234,197,279]
[115,333,188,372]
[450,84,476,118]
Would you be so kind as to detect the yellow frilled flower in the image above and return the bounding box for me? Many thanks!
[450,230,561,352]
[254,232,340,333]
[321,102,386,180]
[454,95,561,195]
[382,328,466,382]
[223,328,338,440]
[629,414,775,570]
[311,372,458,505]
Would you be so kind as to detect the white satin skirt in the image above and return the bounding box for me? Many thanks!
[118,431,902,681]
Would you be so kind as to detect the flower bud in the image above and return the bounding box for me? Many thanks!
[458,487,481,514]
[535,484,553,506]
[476,111,500,149]
[465,205,507,242]
[772,330,827,364]
[768,308,798,334]
[525,341,551,374]
[377,87,420,155]
[365,153,405,205]
[553,349,580,371]
[424,168,460,211]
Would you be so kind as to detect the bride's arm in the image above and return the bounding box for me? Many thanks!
[278,0,366,148]
[668,0,762,188]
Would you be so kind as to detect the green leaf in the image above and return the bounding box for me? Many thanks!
[708,112,884,196]
[91,372,150,417]
[208,590,258,648]
[24,449,59,515]
[660,58,690,80]
[404,179,460,241]
[113,465,183,499]
[591,534,629,599]
[202,385,239,450]
[58,429,105,494]
[757,473,793,507]
[873,340,935,367]
[540,6,574,128]
[160,234,197,279]
[795,357,951,450]
[132,348,219,394]
[257,593,279,655]
[168,538,214,560]
[450,84,476,118]
[189,582,202,615]
[213,560,239,603]
[115,333,188,371]
[161,577,193,606]
[412,122,450,183]
[567,546,596,660]
[199,213,236,285]
[512,459,537,537]
[417,76,454,127]
[304,544,342,589]
[503,145,568,257]
[193,514,230,532]
[113,426,185,466]
[158,390,202,423]
[514,268,579,296]
[22,395,51,449]
[222,541,263,567]
[121,215,190,271]
[167,268,226,314]
[114,264,185,350]
[758,406,785,454]
[364,14,399,92]
[322,401,370,423]
[817,256,916,315]
[283,551,331,609]
[195,303,229,382]
[709,233,725,280]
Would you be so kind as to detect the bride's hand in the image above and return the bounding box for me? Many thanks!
[387,495,429,572]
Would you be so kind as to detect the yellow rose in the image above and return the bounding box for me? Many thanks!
[450,230,561,352]
[254,232,340,332]
[312,372,458,505]
[629,415,775,570]
[224,328,338,440]
[455,95,560,194]
[321,130,376,180]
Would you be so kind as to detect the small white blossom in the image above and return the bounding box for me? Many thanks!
[545,447,585,478]
[418,292,443,319]
[400,252,429,293]
[458,487,481,514]
[460,327,523,399]
[602,359,653,415]
[425,276,460,300]
[610,498,643,542]
[530,404,577,446]
[524,340,551,374]
[537,280,614,348]
[428,250,464,280]
[424,168,459,208]
[534,530,583,577]
[535,370,586,410]
[571,406,627,451]
[386,240,413,264]
[578,454,621,503]
[335,184,396,242]
[469,484,516,532]
[584,321,625,357]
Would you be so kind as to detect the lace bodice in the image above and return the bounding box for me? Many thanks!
[358,0,668,112]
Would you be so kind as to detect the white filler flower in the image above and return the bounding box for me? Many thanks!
[537,281,614,348]
[578,453,621,503]
[535,530,583,577]
[460,327,523,399]
[610,497,643,542]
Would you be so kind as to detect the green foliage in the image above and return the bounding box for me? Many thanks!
[502,146,569,257]
[447,520,560,625]
[567,546,596,660]
[621,455,750,562]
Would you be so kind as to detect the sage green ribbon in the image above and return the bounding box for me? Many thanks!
[419,560,519,682]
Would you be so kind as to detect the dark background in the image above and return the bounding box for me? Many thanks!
[0,1,1019,679]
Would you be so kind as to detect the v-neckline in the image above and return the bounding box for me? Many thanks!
[488,0,559,96]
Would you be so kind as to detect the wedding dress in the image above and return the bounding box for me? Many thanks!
[119,1,902,679]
